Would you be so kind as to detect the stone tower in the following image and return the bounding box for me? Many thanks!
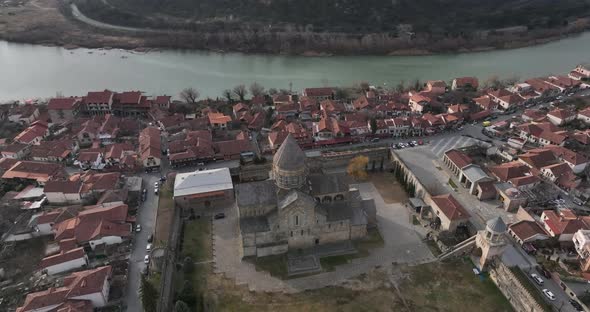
[475,217,507,270]
[272,134,307,190]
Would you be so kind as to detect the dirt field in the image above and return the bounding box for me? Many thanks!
[368,172,409,204]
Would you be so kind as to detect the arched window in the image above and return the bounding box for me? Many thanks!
[295,215,299,226]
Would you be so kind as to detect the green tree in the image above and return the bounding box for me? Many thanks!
[177,280,196,307]
[370,118,378,134]
[174,300,191,312]
[140,275,159,312]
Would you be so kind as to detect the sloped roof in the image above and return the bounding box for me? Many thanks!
[431,194,471,221]
[173,168,233,198]
[486,217,507,233]
[444,149,472,169]
[273,134,306,171]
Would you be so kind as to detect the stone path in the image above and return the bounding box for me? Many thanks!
[211,183,436,293]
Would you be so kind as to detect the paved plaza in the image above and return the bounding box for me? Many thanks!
[211,182,435,292]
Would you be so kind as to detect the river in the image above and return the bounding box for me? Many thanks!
[1,32,590,102]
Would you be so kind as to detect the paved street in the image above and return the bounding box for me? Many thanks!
[211,182,435,293]
[124,173,161,312]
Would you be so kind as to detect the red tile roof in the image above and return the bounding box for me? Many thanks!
[542,210,588,235]
[548,108,575,120]
[2,161,65,183]
[85,90,113,103]
[431,194,471,221]
[508,175,540,187]
[47,98,80,110]
[40,247,86,269]
[489,161,530,181]
[114,91,141,104]
[44,180,82,194]
[208,112,232,125]
[304,87,334,97]
[454,77,479,89]
[54,204,130,243]
[444,149,473,169]
[509,220,547,241]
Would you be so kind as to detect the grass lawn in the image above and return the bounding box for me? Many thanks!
[181,219,212,262]
[212,258,514,312]
[247,254,289,279]
[154,185,174,244]
[368,172,408,204]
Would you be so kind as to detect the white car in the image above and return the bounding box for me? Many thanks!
[146,243,153,252]
[135,224,141,232]
[144,255,150,264]
[154,181,159,188]
[530,273,544,285]
[542,289,555,301]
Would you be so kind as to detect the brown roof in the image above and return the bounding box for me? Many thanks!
[431,194,471,220]
[2,161,65,183]
[304,87,334,97]
[454,77,479,89]
[139,127,161,161]
[489,161,530,182]
[548,108,575,120]
[47,98,79,110]
[519,148,557,169]
[509,175,540,187]
[17,266,112,312]
[1,143,28,154]
[40,247,86,269]
[444,149,473,169]
[509,220,547,241]
[214,139,251,158]
[54,204,130,243]
[0,158,19,171]
[114,91,141,104]
[44,181,82,194]
[85,90,113,103]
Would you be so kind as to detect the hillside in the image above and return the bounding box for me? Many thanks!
[72,0,590,54]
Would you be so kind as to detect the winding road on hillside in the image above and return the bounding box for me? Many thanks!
[70,3,163,33]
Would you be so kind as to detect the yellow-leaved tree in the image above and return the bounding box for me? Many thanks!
[347,155,369,180]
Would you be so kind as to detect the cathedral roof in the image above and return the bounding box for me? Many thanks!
[273,134,306,171]
[486,217,507,233]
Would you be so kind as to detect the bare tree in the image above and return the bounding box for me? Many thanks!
[249,82,265,97]
[233,84,248,101]
[222,89,233,102]
[180,87,199,104]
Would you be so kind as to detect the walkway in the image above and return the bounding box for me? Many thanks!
[70,3,163,33]
[211,182,436,293]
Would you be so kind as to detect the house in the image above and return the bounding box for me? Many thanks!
[30,140,75,163]
[547,108,576,126]
[112,91,151,116]
[0,143,30,159]
[452,77,479,91]
[313,117,349,141]
[154,95,171,109]
[425,80,447,95]
[2,160,66,185]
[487,89,523,109]
[353,95,375,111]
[543,76,581,92]
[541,210,587,242]
[303,87,335,101]
[8,104,39,125]
[320,99,346,117]
[173,168,234,213]
[139,127,161,171]
[44,180,83,204]
[48,97,82,123]
[543,145,589,174]
[522,109,547,122]
[53,203,131,249]
[16,266,112,312]
[409,94,432,113]
[248,112,265,131]
[569,63,590,81]
[233,102,249,119]
[386,117,411,137]
[508,220,549,245]
[14,121,48,145]
[577,107,590,124]
[573,229,590,272]
[447,104,470,115]
[77,171,122,199]
[214,139,252,160]
[473,95,497,111]
[84,90,114,115]
[525,78,559,95]
[541,162,581,191]
[208,112,232,130]
[30,205,83,235]
[517,122,568,146]
[429,194,471,232]
[40,247,88,275]
[75,151,104,170]
[488,161,531,182]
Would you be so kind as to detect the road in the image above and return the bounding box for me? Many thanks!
[124,173,161,312]
[523,266,578,312]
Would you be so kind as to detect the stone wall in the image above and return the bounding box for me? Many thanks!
[239,163,271,182]
[307,147,391,172]
[489,262,546,312]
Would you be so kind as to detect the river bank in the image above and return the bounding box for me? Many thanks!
[1,0,590,56]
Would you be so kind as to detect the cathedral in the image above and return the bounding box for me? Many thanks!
[236,134,371,258]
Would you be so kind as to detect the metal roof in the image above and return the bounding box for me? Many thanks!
[462,164,490,183]
[173,168,233,198]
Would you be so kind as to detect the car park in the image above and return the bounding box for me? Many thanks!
[144,255,150,264]
[542,289,555,301]
[135,224,141,232]
[530,273,544,285]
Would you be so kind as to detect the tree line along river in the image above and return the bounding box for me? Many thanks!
[1,32,590,102]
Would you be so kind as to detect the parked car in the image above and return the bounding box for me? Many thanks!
[530,273,544,285]
[570,299,584,311]
[160,176,167,182]
[144,255,150,264]
[417,140,424,145]
[197,162,205,166]
[154,181,159,188]
[146,243,153,252]
[135,224,141,232]
[537,266,551,278]
[154,187,159,195]
[147,234,153,243]
[370,138,380,143]
[542,289,555,301]
[214,213,226,220]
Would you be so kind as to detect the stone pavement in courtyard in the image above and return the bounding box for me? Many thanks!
[211,182,436,293]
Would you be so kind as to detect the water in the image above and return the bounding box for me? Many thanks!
[1,32,590,101]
